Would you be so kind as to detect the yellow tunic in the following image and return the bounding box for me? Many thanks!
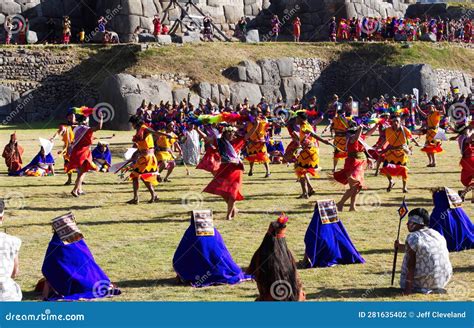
[130,125,158,185]
[332,116,349,159]
[155,133,177,162]
[384,127,412,165]
[422,111,443,153]
[245,120,269,163]
[295,122,319,178]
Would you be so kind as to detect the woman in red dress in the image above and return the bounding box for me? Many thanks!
[67,114,103,197]
[293,17,301,42]
[203,125,246,220]
[333,124,376,211]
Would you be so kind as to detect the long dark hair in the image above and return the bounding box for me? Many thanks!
[247,221,300,301]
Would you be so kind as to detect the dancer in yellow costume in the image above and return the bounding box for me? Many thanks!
[418,104,445,167]
[51,112,76,185]
[128,116,168,204]
[294,111,332,199]
[380,115,420,193]
[332,108,349,172]
[245,108,271,177]
[155,121,182,182]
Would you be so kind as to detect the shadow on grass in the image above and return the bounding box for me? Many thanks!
[306,287,401,300]
[359,248,393,255]
[11,216,189,229]
[118,277,178,288]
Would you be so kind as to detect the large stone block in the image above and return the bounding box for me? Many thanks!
[98,73,171,130]
[398,64,438,98]
[142,0,157,17]
[258,59,280,86]
[241,60,262,84]
[0,85,13,117]
[218,84,231,102]
[198,82,212,99]
[245,29,259,43]
[280,77,304,104]
[0,1,21,15]
[114,14,140,34]
[172,88,190,103]
[277,57,294,78]
[210,83,220,103]
[122,0,143,16]
[230,82,262,106]
[223,5,242,24]
[156,34,172,44]
[259,85,282,103]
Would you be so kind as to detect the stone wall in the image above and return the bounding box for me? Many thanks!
[0,47,471,128]
[0,48,96,122]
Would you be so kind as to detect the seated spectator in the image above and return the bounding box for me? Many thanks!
[0,200,22,301]
[395,208,453,294]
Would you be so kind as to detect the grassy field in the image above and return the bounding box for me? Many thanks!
[0,125,472,302]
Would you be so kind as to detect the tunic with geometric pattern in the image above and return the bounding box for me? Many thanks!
[400,228,452,290]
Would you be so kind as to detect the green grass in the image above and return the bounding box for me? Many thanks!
[0,126,472,301]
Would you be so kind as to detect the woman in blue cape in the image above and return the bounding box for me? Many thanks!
[303,200,365,267]
[173,217,251,287]
[13,146,55,177]
[38,233,121,301]
[430,188,473,252]
[92,141,112,172]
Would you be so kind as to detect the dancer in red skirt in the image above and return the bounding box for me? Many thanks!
[453,122,473,203]
[67,113,103,197]
[203,125,246,220]
[196,125,221,175]
[333,124,376,211]
[368,112,390,176]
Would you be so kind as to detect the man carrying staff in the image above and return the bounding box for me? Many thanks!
[394,208,452,294]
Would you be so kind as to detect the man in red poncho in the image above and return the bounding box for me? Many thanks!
[2,133,24,175]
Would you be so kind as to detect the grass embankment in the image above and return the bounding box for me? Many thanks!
[0,127,472,301]
[2,42,471,88]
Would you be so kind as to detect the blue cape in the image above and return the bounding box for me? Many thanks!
[42,233,119,300]
[173,220,252,287]
[12,151,55,176]
[430,190,474,252]
[304,204,365,267]
[92,145,112,165]
[266,140,285,153]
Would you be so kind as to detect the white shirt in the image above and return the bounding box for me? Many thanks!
[0,232,22,301]
[400,227,452,291]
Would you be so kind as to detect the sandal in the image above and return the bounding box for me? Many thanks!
[126,199,139,205]
[148,195,159,204]
[297,193,309,199]
[71,191,79,198]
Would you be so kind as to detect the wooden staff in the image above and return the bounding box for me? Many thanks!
[391,196,406,286]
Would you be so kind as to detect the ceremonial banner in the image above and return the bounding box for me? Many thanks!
[193,210,215,236]
[317,200,339,224]
[445,187,463,208]
[51,212,84,244]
